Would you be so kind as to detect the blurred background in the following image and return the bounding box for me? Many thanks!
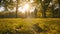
[0,0,60,18]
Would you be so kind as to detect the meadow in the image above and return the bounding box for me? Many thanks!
[0,18,60,34]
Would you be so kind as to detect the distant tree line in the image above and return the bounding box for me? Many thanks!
[0,0,60,18]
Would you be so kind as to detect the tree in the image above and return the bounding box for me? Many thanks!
[58,0,60,17]
[50,0,59,17]
[41,0,52,18]
[34,8,37,18]
[35,0,52,18]
[16,0,21,18]
[16,0,18,18]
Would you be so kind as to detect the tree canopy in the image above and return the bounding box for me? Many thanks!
[0,0,60,18]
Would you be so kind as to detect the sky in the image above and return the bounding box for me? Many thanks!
[0,6,5,12]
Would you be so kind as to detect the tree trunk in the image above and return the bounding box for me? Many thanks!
[16,0,18,18]
[51,5,54,18]
[58,0,60,17]
[42,9,46,18]
[41,0,52,18]
[34,8,37,18]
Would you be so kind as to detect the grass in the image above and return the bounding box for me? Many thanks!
[0,18,60,34]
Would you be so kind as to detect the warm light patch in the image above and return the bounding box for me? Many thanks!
[0,6,5,12]
[18,7,26,13]
[30,0,34,3]
[18,3,35,13]
[18,3,30,13]
[23,3,30,10]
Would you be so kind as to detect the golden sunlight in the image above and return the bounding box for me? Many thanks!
[18,0,35,13]
[23,3,30,11]
[18,3,30,13]
[30,0,34,3]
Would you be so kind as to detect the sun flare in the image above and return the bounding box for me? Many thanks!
[18,3,30,13]
[23,3,30,10]
[18,1,35,13]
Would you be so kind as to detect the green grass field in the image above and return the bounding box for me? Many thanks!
[0,18,60,34]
